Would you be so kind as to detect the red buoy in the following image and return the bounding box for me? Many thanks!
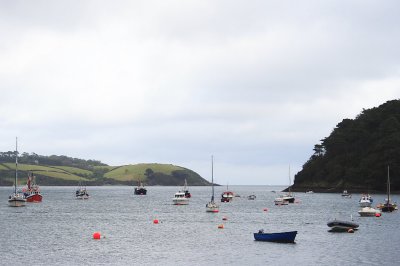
[218,224,224,229]
[213,209,219,213]
[93,232,101,239]
[153,219,159,224]
[375,213,381,217]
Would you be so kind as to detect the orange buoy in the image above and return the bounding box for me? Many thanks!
[93,232,101,239]
[153,219,159,224]
[218,224,224,229]
[375,213,381,217]
[222,217,228,221]
[347,228,354,233]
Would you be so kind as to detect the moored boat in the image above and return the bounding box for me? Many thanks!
[8,138,26,207]
[254,230,297,243]
[206,156,219,213]
[221,190,234,202]
[247,194,256,200]
[274,196,289,205]
[76,183,89,199]
[342,190,352,198]
[327,219,359,232]
[281,165,295,203]
[172,191,189,205]
[23,173,42,202]
[358,207,381,217]
[378,166,397,213]
[358,194,372,207]
[183,179,191,198]
[134,181,147,195]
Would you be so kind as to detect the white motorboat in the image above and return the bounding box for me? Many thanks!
[282,194,295,203]
[358,207,380,217]
[342,190,352,198]
[274,197,288,205]
[172,191,189,205]
[359,194,373,207]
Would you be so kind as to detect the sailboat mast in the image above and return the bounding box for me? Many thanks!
[288,165,291,194]
[387,165,390,203]
[14,137,18,194]
[211,155,214,202]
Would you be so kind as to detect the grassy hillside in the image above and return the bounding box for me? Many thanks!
[105,163,183,181]
[0,162,209,186]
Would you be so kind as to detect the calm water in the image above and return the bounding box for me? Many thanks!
[0,186,399,266]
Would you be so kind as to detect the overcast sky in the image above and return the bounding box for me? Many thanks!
[1,0,399,185]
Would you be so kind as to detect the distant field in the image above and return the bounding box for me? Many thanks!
[104,163,184,181]
[52,166,93,176]
[33,170,88,181]
[93,165,117,171]
[2,163,89,181]
[3,163,66,172]
[0,164,9,170]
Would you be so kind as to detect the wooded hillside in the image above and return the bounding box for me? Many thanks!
[293,99,400,193]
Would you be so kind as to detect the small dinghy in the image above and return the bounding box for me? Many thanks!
[254,230,297,243]
[327,219,359,232]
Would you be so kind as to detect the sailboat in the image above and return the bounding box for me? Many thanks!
[282,165,295,203]
[206,156,219,213]
[183,179,191,198]
[8,138,27,207]
[378,166,397,212]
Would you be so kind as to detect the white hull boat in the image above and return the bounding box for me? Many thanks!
[8,138,26,207]
[172,192,189,205]
[358,207,380,217]
[359,194,373,207]
[274,197,288,205]
[206,156,219,212]
[8,193,26,207]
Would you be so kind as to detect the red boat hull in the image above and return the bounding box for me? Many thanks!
[25,193,43,202]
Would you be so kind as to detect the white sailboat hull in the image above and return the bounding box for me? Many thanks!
[8,194,26,207]
[206,201,219,212]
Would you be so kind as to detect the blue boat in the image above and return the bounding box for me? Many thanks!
[253,230,297,243]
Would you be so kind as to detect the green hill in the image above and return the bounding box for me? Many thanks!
[292,99,400,193]
[0,154,210,186]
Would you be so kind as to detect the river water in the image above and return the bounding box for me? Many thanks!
[0,186,399,265]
